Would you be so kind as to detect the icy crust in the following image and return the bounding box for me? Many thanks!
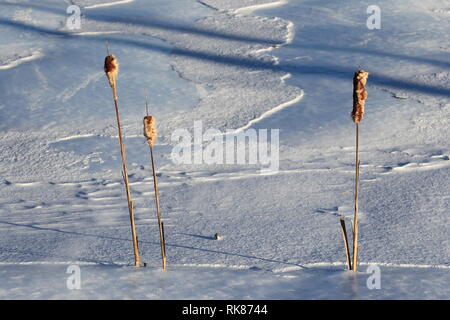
[0,131,96,183]
[166,13,303,135]
[14,0,304,141]
[197,0,278,11]
[73,0,134,8]
[380,72,450,107]
[69,1,303,140]
[171,4,302,136]
[0,50,43,70]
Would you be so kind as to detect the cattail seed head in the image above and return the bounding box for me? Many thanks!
[143,116,157,146]
[352,69,369,123]
[104,55,119,88]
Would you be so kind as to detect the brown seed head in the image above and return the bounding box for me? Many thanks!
[351,69,369,123]
[143,116,157,146]
[104,55,119,88]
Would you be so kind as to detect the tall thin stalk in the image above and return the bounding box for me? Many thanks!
[352,123,360,271]
[350,69,368,272]
[105,53,141,267]
[149,143,167,271]
[143,109,167,271]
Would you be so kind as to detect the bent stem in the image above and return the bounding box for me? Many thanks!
[340,217,352,271]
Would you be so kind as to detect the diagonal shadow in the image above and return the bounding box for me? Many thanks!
[181,233,216,240]
[0,1,280,45]
[290,42,450,70]
[0,220,131,242]
[1,0,449,71]
[1,17,448,98]
[0,220,304,268]
[0,246,119,265]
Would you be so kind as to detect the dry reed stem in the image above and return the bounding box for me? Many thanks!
[143,113,166,270]
[105,54,141,267]
[161,221,167,270]
[352,124,360,272]
[149,143,167,271]
[340,217,352,270]
[350,69,368,271]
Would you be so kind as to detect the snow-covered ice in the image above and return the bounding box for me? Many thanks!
[0,0,448,299]
[1,263,449,299]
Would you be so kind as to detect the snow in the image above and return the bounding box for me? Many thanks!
[0,263,448,299]
[0,0,449,299]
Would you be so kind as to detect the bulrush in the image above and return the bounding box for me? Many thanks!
[351,69,368,272]
[143,105,167,271]
[351,69,369,123]
[143,116,157,146]
[104,55,119,89]
[104,52,141,267]
[340,69,369,272]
